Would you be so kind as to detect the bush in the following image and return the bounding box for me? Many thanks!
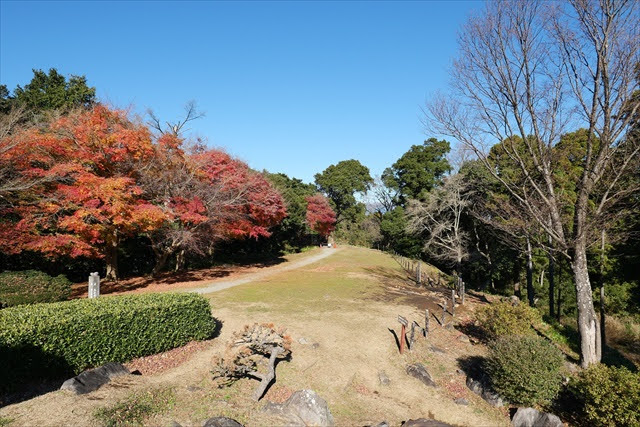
[94,387,175,427]
[0,270,71,307]
[475,300,540,339]
[486,335,565,406]
[0,293,217,389]
[570,364,640,427]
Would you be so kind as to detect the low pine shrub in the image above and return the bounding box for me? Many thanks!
[0,293,217,389]
[486,335,565,406]
[569,364,640,427]
[0,270,71,307]
[475,300,540,339]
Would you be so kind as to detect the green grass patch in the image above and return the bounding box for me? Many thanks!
[208,247,394,313]
[94,388,175,427]
[0,416,13,427]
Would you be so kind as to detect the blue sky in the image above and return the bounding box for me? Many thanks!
[1,1,481,184]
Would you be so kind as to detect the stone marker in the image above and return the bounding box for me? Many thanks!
[60,362,130,394]
[262,389,335,426]
[406,363,437,388]
[88,272,100,298]
[511,408,563,427]
[203,417,244,427]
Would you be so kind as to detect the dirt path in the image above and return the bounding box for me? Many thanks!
[186,247,340,294]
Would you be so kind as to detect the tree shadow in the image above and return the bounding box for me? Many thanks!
[455,321,490,344]
[0,344,74,407]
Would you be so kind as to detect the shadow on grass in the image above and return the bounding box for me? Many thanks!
[0,344,73,408]
[72,256,288,298]
[455,321,490,344]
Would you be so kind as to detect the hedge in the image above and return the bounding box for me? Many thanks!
[570,364,640,427]
[0,293,217,388]
[486,335,565,406]
[0,270,71,307]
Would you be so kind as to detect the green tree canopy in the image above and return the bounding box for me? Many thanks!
[383,137,451,206]
[2,68,96,114]
[314,159,373,224]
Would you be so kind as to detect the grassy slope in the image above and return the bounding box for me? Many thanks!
[0,246,509,427]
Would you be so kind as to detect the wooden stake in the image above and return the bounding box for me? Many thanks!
[441,301,447,326]
[425,309,430,337]
[451,289,456,318]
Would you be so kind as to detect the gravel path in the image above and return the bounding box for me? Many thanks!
[186,247,339,295]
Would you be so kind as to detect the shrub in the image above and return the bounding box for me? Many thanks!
[94,387,175,427]
[486,335,565,406]
[0,293,217,389]
[0,270,71,307]
[475,300,540,339]
[570,364,640,427]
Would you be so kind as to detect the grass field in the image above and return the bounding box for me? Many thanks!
[0,246,509,426]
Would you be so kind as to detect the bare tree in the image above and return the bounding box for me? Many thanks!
[427,0,639,366]
[406,174,472,279]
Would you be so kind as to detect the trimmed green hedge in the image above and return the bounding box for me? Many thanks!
[0,293,217,388]
[486,335,565,406]
[0,270,71,307]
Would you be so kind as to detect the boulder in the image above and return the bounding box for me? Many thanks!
[481,389,504,407]
[402,419,453,427]
[262,389,334,426]
[60,362,130,394]
[454,397,470,406]
[406,364,437,388]
[465,376,484,395]
[378,370,391,386]
[457,334,470,343]
[203,417,244,427]
[511,407,563,427]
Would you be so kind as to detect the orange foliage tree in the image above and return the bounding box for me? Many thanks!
[0,106,166,279]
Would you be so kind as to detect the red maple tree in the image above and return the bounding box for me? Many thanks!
[0,106,166,279]
[305,194,337,238]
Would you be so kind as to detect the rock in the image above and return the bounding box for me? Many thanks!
[298,337,309,345]
[457,334,470,343]
[454,397,470,405]
[374,422,389,427]
[406,363,437,388]
[203,417,244,427]
[60,362,130,395]
[262,389,334,426]
[187,385,202,392]
[481,389,504,407]
[465,376,484,395]
[378,370,391,386]
[508,295,520,306]
[402,419,453,427]
[312,343,320,349]
[430,346,446,354]
[169,422,183,427]
[511,407,563,427]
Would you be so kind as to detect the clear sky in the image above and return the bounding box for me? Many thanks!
[1,0,481,184]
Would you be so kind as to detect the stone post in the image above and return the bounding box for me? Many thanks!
[88,272,100,298]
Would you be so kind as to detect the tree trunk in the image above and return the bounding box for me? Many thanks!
[526,236,535,307]
[548,242,555,318]
[599,229,606,356]
[105,234,119,281]
[152,250,171,277]
[572,238,601,368]
[175,249,186,272]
